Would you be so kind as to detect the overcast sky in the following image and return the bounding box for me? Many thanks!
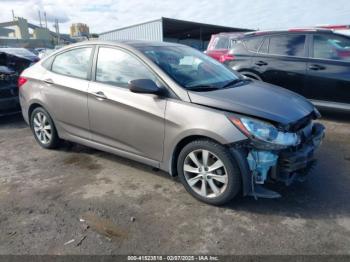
[0,0,349,34]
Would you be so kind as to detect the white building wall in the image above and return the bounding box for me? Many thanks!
[99,20,163,41]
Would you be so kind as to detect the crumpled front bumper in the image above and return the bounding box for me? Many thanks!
[275,123,325,182]
[231,122,325,199]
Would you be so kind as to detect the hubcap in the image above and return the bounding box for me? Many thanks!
[183,149,228,198]
[33,112,52,144]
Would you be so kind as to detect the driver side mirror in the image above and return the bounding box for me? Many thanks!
[128,79,160,94]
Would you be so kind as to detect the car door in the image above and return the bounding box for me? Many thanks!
[42,46,93,139]
[252,34,308,97]
[305,33,350,105]
[88,46,166,161]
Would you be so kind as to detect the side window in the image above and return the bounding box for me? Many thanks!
[259,38,269,53]
[96,47,157,88]
[244,37,264,52]
[214,36,229,49]
[52,47,92,79]
[313,34,350,61]
[268,35,306,57]
[229,39,237,48]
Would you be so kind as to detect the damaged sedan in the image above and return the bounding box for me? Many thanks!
[0,48,38,116]
[19,41,325,205]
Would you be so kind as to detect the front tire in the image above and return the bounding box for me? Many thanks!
[30,107,60,149]
[177,139,241,205]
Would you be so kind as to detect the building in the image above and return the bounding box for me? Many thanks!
[70,23,90,37]
[0,17,74,48]
[99,17,252,50]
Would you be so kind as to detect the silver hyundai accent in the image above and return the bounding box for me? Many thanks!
[18,41,325,205]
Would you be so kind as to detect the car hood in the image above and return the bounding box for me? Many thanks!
[0,51,38,62]
[188,80,315,125]
[0,65,15,74]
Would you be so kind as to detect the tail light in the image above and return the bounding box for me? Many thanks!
[219,53,235,63]
[18,76,27,88]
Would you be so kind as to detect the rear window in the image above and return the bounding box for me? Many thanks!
[244,37,264,52]
[51,47,92,79]
[268,34,306,57]
[313,34,350,61]
[211,36,230,50]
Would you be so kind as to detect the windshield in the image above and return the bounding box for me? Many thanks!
[137,45,241,91]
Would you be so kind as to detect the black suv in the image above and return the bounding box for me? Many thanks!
[206,29,350,111]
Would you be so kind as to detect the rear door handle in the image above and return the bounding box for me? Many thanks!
[255,61,268,66]
[92,91,107,100]
[44,79,54,84]
[308,64,325,71]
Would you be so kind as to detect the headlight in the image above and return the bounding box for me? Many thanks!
[229,116,300,148]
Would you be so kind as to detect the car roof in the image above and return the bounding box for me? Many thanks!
[61,40,185,50]
[214,28,346,40]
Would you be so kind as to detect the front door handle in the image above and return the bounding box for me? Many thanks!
[308,64,325,71]
[255,61,268,66]
[92,91,107,100]
[44,79,54,85]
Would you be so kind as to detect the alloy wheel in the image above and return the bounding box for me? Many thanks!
[33,112,52,145]
[183,149,228,198]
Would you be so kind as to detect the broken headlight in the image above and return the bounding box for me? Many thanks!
[230,116,300,149]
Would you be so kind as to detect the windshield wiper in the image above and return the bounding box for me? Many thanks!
[221,78,247,89]
[186,85,220,92]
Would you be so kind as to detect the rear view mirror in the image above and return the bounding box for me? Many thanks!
[128,79,160,94]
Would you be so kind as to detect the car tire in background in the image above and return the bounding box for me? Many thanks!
[177,139,241,205]
[30,107,61,149]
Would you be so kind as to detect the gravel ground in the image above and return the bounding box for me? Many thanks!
[0,111,349,255]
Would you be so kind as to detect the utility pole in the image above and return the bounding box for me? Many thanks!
[53,19,60,45]
[11,10,15,21]
[44,12,48,29]
[38,10,42,27]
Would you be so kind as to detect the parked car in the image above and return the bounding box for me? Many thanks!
[206,29,350,111]
[19,41,325,205]
[318,25,350,37]
[0,48,39,64]
[205,32,244,62]
[0,48,39,116]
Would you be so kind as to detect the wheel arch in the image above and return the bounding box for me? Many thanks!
[28,102,46,127]
[169,134,238,176]
[169,135,229,177]
[28,102,58,135]
[169,135,251,197]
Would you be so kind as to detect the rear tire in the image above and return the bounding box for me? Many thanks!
[177,139,241,205]
[30,107,60,149]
